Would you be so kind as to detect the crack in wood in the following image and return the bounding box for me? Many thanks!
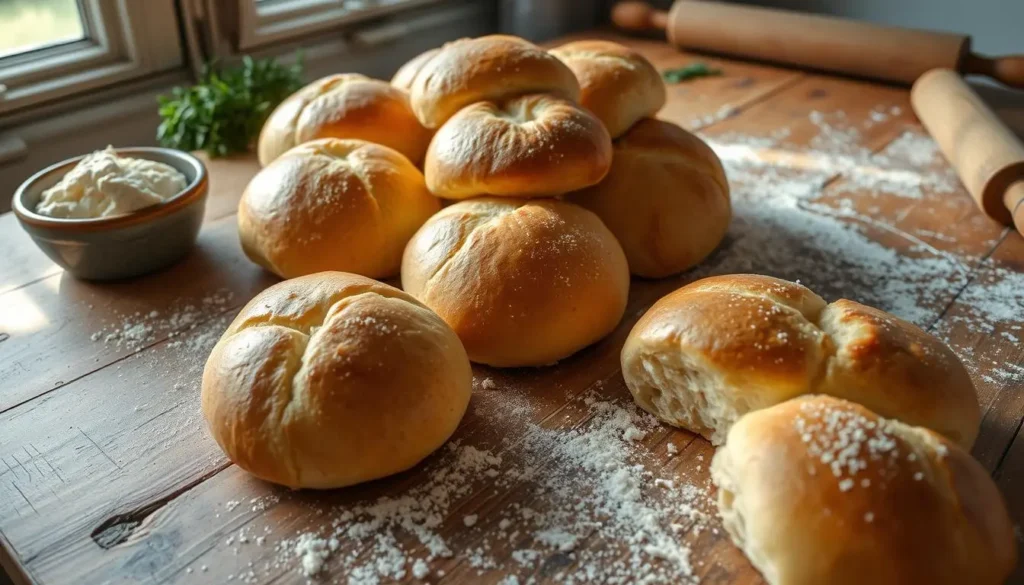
[90,462,231,550]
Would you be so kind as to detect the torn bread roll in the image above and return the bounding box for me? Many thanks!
[621,274,980,447]
[566,119,730,277]
[550,40,667,138]
[258,74,432,166]
[711,395,1015,585]
[425,94,612,199]
[202,272,472,489]
[239,139,440,279]
[409,35,581,129]
[402,198,629,367]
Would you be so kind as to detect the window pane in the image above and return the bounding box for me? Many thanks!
[0,0,85,59]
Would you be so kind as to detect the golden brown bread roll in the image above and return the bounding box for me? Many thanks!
[239,139,440,279]
[566,119,730,277]
[621,274,980,447]
[409,35,581,129]
[391,47,441,92]
[258,74,432,166]
[425,94,612,199]
[711,395,1015,585]
[402,198,630,367]
[201,272,472,489]
[550,40,667,138]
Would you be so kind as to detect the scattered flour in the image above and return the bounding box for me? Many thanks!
[267,395,713,584]
[700,109,1024,338]
[293,533,340,577]
[90,289,234,351]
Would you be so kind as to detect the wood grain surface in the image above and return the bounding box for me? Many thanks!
[1,32,1023,585]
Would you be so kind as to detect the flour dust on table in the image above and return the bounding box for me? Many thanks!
[199,386,715,584]
[696,108,1024,379]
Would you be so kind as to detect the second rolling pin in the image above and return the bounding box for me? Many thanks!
[911,69,1024,237]
[612,1,1024,89]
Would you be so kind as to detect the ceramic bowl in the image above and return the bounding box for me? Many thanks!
[12,147,208,281]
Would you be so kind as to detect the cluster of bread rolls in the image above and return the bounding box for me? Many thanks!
[401,35,627,367]
[235,33,734,367]
[397,35,734,366]
[623,274,1015,584]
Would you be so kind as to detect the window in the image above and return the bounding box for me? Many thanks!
[0,0,183,114]
[0,0,85,59]
[236,0,443,51]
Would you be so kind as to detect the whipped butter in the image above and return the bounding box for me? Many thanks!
[36,147,188,219]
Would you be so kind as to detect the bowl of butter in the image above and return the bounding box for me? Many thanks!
[12,147,208,280]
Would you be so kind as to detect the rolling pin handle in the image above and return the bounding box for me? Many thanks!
[962,53,1024,89]
[1008,181,1024,238]
[611,1,669,32]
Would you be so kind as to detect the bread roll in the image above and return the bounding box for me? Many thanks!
[258,74,432,166]
[409,35,581,129]
[239,139,440,279]
[550,40,666,138]
[621,274,980,447]
[391,47,440,92]
[402,198,629,367]
[711,395,1015,585]
[202,272,472,489]
[566,119,730,277]
[425,94,612,199]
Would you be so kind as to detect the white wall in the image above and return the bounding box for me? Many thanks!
[740,0,1023,56]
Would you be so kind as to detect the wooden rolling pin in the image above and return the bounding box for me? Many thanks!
[612,1,1024,88]
[911,69,1024,236]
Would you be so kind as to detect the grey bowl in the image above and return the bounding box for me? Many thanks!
[12,147,209,281]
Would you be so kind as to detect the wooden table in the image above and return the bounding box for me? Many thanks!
[2,31,1024,585]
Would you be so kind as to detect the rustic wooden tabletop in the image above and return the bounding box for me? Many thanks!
[2,32,1023,585]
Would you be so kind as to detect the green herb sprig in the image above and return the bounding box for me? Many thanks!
[157,55,305,157]
[662,63,722,84]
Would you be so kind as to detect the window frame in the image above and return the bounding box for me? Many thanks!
[0,0,182,114]
[236,0,445,51]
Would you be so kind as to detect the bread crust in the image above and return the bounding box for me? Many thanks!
[550,40,666,138]
[201,272,472,489]
[391,47,441,92]
[567,119,730,277]
[402,198,629,367]
[258,75,432,166]
[240,139,441,279]
[409,35,581,129]
[425,94,612,199]
[711,396,1015,585]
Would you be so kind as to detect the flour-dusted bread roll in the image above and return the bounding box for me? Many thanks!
[425,94,612,199]
[566,119,730,277]
[409,35,581,129]
[550,40,666,138]
[391,47,441,92]
[402,198,629,367]
[239,139,440,279]
[258,74,432,166]
[711,395,1015,585]
[621,274,980,447]
[202,272,472,489]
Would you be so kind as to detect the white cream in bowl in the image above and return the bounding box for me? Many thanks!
[35,146,188,219]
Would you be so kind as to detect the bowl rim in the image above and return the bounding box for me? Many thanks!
[12,147,209,233]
